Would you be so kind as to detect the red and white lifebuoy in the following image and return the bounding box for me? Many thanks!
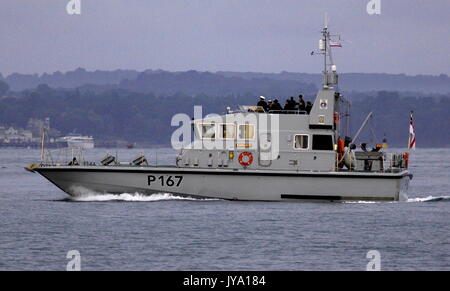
[238,152,253,167]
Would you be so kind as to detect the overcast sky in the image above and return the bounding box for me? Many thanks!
[1,0,449,76]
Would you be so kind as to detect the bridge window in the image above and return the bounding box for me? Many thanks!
[294,134,309,150]
[312,134,333,150]
[238,124,255,140]
[200,123,216,139]
[220,124,236,139]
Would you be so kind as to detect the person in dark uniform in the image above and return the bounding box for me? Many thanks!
[272,99,283,112]
[267,100,273,111]
[284,100,293,111]
[289,96,297,110]
[257,96,268,111]
[68,157,79,166]
[305,101,313,114]
[298,95,306,111]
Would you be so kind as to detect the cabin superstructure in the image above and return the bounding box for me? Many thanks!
[179,102,338,172]
[176,23,404,174]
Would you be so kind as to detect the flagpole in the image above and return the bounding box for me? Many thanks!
[406,110,416,169]
[405,111,411,169]
[409,111,415,153]
[407,111,411,153]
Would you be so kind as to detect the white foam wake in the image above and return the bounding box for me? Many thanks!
[66,186,219,202]
[66,186,449,203]
[69,192,220,202]
[343,201,379,204]
[344,195,450,203]
[407,195,450,203]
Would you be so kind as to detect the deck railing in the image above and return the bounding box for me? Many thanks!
[234,105,309,115]
[336,151,407,173]
[41,147,86,166]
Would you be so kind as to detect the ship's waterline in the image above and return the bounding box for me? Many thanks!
[35,166,411,202]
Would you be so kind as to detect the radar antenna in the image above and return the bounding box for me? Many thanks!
[312,14,342,88]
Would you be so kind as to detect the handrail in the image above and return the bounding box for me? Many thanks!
[235,106,309,115]
[42,147,85,166]
[267,110,309,114]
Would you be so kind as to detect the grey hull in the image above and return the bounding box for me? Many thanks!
[34,166,411,202]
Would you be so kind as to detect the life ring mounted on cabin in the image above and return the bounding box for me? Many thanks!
[238,152,253,167]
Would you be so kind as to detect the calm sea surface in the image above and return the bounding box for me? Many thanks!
[0,147,448,270]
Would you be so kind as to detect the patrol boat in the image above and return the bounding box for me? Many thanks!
[26,24,412,202]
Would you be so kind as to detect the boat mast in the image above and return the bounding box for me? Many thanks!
[323,18,327,85]
[320,17,338,89]
[318,15,341,144]
[322,16,328,87]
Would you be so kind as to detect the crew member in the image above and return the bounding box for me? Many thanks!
[267,100,274,111]
[289,96,297,109]
[305,101,313,114]
[298,95,306,111]
[272,99,283,112]
[284,100,293,111]
[257,96,268,111]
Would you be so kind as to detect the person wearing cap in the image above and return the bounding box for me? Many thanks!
[267,99,273,111]
[257,96,268,111]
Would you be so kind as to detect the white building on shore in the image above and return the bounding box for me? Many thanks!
[0,126,34,143]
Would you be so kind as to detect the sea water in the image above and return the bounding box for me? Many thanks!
[0,148,448,270]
